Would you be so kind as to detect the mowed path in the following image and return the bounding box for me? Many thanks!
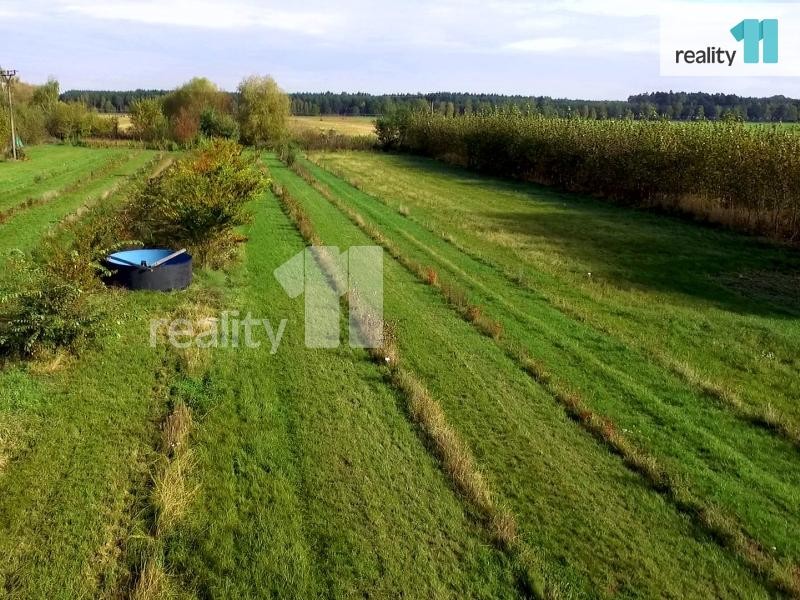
[311,152,800,424]
[266,155,771,597]
[0,153,516,598]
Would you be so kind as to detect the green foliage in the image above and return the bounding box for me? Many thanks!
[126,139,267,265]
[237,75,290,147]
[162,77,228,121]
[199,108,239,140]
[31,78,60,111]
[130,97,169,142]
[0,248,106,357]
[385,112,800,241]
[46,102,122,144]
[278,143,297,166]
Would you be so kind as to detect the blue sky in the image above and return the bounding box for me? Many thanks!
[2,0,799,99]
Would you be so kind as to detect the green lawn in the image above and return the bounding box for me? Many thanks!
[300,152,800,570]
[0,145,130,213]
[309,151,800,425]
[0,145,159,254]
[265,155,772,597]
[1,145,797,598]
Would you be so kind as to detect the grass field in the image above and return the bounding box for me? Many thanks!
[289,115,377,137]
[1,144,799,597]
[0,146,160,253]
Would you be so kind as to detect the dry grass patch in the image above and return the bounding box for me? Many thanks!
[160,402,193,459]
[131,558,175,600]
[173,303,219,376]
[424,267,439,287]
[152,449,196,536]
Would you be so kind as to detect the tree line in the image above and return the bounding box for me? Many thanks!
[61,89,800,122]
[1,75,290,153]
[127,76,289,147]
[628,92,800,122]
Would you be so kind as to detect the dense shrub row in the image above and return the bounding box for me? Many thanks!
[130,76,289,148]
[0,74,290,153]
[0,78,128,153]
[125,139,266,266]
[379,112,800,241]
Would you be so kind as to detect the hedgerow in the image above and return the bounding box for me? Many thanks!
[380,111,800,242]
[125,139,267,266]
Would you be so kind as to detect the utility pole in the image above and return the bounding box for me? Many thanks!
[0,68,18,160]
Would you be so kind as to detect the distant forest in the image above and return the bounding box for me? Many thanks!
[60,89,800,122]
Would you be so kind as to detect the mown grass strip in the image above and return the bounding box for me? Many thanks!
[291,158,800,598]
[303,155,800,572]
[308,156,800,450]
[0,147,120,210]
[0,152,132,225]
[270,178,556,598]
[311,152,800,441]
[0,151,158,256]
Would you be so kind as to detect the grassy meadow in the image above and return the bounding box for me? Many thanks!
[0,142,798,598]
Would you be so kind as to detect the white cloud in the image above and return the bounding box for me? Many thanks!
[59,0,342,35]
[0,7,33,18]
[504,37,581,52]
[504,35,658,54]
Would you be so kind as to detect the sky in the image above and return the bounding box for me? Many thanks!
[1,0,799,99]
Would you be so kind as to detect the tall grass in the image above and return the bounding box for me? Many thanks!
[292,128,376,151]
[382,112,800,241]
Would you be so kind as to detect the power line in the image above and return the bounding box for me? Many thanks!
[0,68,18,160]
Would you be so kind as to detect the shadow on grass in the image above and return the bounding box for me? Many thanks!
[382,153,800,318]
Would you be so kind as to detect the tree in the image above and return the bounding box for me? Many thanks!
[130,97,168,142]
[32,78,60,110]
[46,102,92,142]
[172,107,200,144]
[236,75,290,147]
[162,77,228,121]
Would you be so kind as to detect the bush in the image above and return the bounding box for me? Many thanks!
[279,143,298,166]
[130,98,170,143]
[199,108,239,140]
[125,139,267,265]
[0,249,106,357]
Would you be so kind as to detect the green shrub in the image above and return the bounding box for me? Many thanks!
[0,250,106,357]
[199,108,239,140]
[279,143,298,166]
[130,97,170,143]
[125,139,267,265]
